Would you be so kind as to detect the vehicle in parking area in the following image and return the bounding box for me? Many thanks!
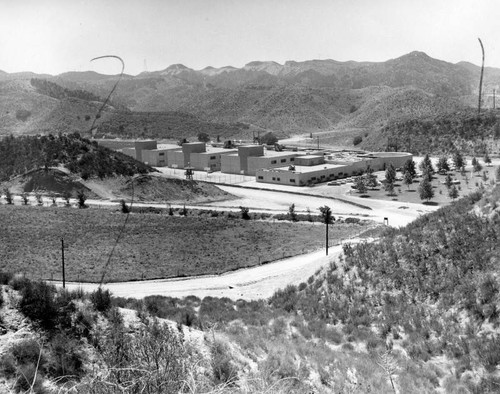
[328,181,340,186]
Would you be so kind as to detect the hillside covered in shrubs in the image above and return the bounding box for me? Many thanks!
[0,133,153,181]
[365,109,500,155]
[2,185,500,392]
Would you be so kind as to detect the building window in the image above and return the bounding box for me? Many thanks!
[290,157,295,161]
[159,152,165,156]
[311,177,316,180]
[210,156,216,160]
[290,179,295,183]
[271,160,277,164]
[258,176,263,180]
[320,175,325,179]
[277,178,280,181]
[280,159,286,163]
[272,177,276,181]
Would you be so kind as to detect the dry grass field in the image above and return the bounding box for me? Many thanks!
[0,205,372,282]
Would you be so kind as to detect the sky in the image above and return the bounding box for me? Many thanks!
[1,0,499,76]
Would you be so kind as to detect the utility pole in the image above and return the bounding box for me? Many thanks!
[317,136,320,150]
[61,237,66,288]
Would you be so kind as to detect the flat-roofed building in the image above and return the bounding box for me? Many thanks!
[247,151,300,175]
[142,144,179,166]
[190,147,238,171]
[256,152,412,186]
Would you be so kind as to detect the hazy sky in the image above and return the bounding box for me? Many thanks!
[1,0,499,75]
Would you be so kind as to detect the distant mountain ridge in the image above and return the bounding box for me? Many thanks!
[1,51,499,141]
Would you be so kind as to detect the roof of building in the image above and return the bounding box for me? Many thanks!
[259,150,300,158]
[148,144,180,151]
[260,163,348,174]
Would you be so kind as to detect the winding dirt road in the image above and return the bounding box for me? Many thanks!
[58,244,352,300]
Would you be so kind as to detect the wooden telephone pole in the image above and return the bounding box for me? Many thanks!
[61,237,66,288]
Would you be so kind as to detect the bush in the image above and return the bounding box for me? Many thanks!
[48,333,84,379]
[15,109,32,121]
[90,287,112,312]
[211,339,238,385]
[353,136,363,145]
[76,190,87,208]
[19,281,57,329]
[120,199,130,213]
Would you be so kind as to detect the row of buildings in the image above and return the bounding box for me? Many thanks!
[96,139,412,187]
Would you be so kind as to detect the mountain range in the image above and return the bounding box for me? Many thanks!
[1,51,499,143]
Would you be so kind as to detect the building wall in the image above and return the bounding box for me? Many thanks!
[167,150,185,168]
[134,140,158,161]
[182,142,206,167]
[237,145,264,174]
[221,154,241,174]
[142,149,170,166]
[190,150,238,171]
[247,153,299,175]
[294,156,325,166]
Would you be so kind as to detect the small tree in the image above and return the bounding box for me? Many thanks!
[239,206,250,220]
[355,176,367,194]
[35,192,43,206]
[4,188,13,205]
[385,163,396,185]
[449,185,459,200]
[472,157,483,174]
[484,152,492,166]
[436,156,450,174]
[63,190,72,207]
[120,199,130,214]
[403,171,413,189]
[453,151,465,171]
[260,132,278,145]
[402,159,416,179]
[419,154,434,175]
[21,192,29,205]
[76,190,88,209]
[418,177,434,203]
[385,181,395,196]
[197,132,210,143]
[364,167,378,189]
[444,173,453,189]
[482,171,488,182]
[319,206,333,255]
[288,204,297,222]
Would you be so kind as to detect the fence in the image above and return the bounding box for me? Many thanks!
[158,167,254,185]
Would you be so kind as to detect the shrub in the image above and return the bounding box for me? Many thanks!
[269,285,298,313]
[0,271,13,285]
[120,199,130,213]
[353,136,363,145]
[48,333,84,380]
[90,287,112,312]
[15,109,31,121]
[239,206,250,220]
[211,339,238,385]
[3,188,13,204]
[76,190,87,208]
[19,281,57,329]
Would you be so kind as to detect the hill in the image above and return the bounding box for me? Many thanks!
[362,108,500,155]
[2,51,500,145]
[0,133,153,182]
[2,184,500,392]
